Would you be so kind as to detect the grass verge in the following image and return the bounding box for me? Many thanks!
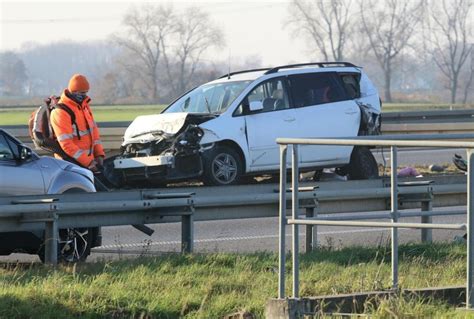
[0,243,472,318]
[0,105,166,126]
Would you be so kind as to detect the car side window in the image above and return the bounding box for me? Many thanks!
[0,134,15,160]
[340,73,361,99]
[236,78,290,115]
[289,72,348,108]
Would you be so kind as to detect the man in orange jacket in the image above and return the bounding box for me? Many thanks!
[51,74,105,172]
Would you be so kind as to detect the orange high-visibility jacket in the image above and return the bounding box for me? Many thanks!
[50,90,105,167]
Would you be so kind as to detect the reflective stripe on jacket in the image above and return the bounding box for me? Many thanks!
[50,89,105,167]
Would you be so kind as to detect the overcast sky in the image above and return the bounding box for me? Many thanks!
[0,0,310,66]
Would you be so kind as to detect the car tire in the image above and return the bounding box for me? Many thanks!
[347,146,379,180]
[38,188,93,263]
[202,145,242,186]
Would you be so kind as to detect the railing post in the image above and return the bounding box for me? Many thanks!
[278,144,288,299]
[44,214,58,266]
[292,145,299,298]
[467,149,474,308]
[305,206,317,253]
[421,200,433,243]
[391,146,399,290]
[181,205,194,253]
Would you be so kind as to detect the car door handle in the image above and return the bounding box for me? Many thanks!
[284,117,296,122]
[345,109,358,114]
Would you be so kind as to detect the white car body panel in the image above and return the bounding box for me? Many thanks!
[359,73,381,114]
[244,108,298,169]
[296,100,360,165]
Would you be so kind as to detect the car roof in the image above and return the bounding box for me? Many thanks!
[210,63,362,84]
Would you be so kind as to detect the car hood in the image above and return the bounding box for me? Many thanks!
[123,112,216,145]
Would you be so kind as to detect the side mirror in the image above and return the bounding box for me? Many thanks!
[19,145,32,161]
[249,101,263,112]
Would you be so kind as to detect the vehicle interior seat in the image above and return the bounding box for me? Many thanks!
[271,89,286,110]
[262,97,277,111]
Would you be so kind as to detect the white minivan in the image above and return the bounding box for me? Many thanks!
[109,62,382,186]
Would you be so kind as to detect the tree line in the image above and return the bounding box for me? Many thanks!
[0,0,472,105]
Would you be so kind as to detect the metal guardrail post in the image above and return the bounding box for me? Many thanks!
[181,205,194,253]
[278,145,288,299]
[305,207,317,253]
[467,149,474,309]
[44,214,58,266]
[292,145,300,298]
[421,200,433,243]
[391,146,399,289]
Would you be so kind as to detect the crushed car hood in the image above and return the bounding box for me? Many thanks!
[123,112,216,145]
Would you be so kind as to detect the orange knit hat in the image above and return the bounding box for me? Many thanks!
[68,74,90,92]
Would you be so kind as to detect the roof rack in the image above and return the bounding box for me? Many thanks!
[218,67,272,79]
[264,62,358,75]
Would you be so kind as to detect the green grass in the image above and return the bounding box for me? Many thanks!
[0,105,166,126]
[0,103,473,126]
[0,243,472,318]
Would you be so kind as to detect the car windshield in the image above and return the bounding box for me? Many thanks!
[164,80,251,114]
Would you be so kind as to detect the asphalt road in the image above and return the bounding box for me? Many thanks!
[91,206,466,257]
[1,206,466,263]
[0,147,467,263]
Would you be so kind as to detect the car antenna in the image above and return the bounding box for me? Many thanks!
[227,49,231,80]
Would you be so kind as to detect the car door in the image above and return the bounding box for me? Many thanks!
[288,72,360,165]
[0,132,45,196]
[240,77,299,170]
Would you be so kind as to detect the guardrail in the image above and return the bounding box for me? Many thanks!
[276,136,474,310]
[1,173,467,264]
[382,109,474,123]
[0,191,196,265]
[3,109,474,153]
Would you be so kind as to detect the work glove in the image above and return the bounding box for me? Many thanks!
[96,156,105,168]
[88,160,99,173]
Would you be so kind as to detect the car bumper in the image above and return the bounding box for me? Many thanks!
[114,153,203,184]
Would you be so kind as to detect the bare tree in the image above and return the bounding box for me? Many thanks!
[359,0,423,102]
[0,51,28,96]
[288,0,353,61]
[162,7,224,97]
[461,48,474,104]
[113,4,174,103]
[427,0,473,104]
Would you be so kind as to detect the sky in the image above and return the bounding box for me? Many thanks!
[0,0,310,66]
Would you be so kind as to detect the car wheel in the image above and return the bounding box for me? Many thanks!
[38,188,93,263]
[38,228,90,263]
[202,146,242,186]
[57,228,90,263]
[347,146,379,180]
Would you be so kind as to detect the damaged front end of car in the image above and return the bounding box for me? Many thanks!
[107,113,216,187]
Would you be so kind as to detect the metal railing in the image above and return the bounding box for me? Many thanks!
[4,110,474,153]
[277,136,474,309]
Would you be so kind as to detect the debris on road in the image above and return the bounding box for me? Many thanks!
[397,167,422,177]
[429,164,445,172]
